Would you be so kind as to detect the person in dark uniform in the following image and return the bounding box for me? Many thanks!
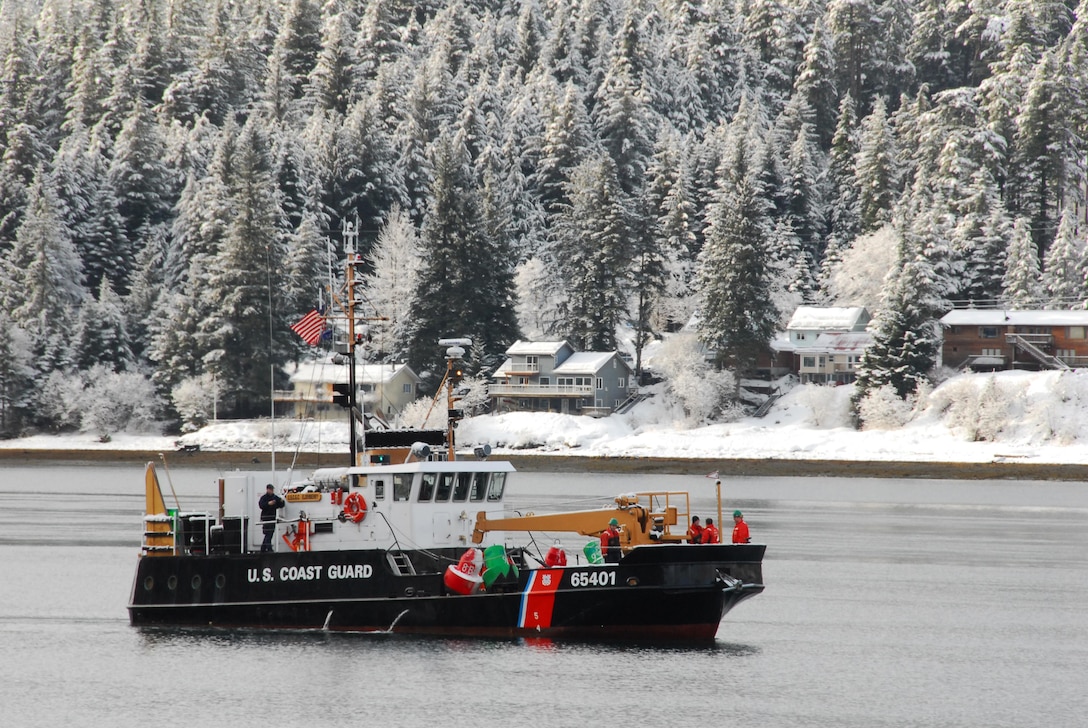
[600,518,622,563]
[259,484,285,552]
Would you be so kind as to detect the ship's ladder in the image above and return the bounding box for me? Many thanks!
[388,551,416,575]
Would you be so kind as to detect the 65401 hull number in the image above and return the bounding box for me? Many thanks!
[569,570,617,587]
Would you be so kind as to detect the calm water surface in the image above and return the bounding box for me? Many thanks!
[1,462,1086,727]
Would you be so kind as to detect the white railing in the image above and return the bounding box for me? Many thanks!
[488,383,594,397]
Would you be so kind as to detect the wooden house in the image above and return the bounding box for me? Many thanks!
[939,309,1088,370]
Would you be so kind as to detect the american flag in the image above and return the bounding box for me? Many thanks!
[291,309,325,346]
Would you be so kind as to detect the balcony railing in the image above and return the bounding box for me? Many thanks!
[488,383,593,397]
[505,361,540,374]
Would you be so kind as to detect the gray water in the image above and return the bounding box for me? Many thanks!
[1,462,1086,727]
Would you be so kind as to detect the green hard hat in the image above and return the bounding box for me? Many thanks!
[733,510,743,517]
[609,518,619,526]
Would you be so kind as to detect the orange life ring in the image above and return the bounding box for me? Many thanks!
[342,492,367,523]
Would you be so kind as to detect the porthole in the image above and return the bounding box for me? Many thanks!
[143,576,154,591]
[626,576,639,587]
[167,575,178,590]
[191,575,201,590]
[215,574,226,589]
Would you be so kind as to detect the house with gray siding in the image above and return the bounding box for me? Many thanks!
[488,340,636,416]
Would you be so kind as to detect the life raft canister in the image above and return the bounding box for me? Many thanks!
[342,492,367,523]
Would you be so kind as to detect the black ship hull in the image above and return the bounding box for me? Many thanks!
[129,544,765,640]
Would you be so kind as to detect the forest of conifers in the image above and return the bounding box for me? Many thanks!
[0,0,1086,436]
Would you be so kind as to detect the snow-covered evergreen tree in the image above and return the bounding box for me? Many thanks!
[547,151,630,351]
[1041,209,1086,308]
[855,96,899,234]
[405,132,519,385]
[1002,217,1045,309]
[695,118,778,377]
[75,278,135,373]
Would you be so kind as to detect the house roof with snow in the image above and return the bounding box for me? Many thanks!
[553,352,627,374]
[812,332,872,354]
[787,306,870,331]
[506,340,570,356]
[940,309,1088,326]
[287,358,419,386]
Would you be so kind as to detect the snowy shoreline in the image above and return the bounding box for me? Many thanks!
[4,370,1088,481]
[2,446,1087,481]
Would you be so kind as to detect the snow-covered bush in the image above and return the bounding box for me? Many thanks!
[856,384,914,429]
[797,384,852,428]
[1036,371,1088,443]
[653,333,735,426]
[79,366,162,439]
[37,370,85,431]
[397,396,446,430]
[172,374,218,432]
[931,374,1021,442]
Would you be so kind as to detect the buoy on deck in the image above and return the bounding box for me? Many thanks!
[545,543,567,567]
[583,541,604,565]
[444,564,483,595]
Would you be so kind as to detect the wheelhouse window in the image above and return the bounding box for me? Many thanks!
[453,473,472,501]
[392,474,412,501]
[371,478,384,500]
[470,475,486,501]
[435,473,454,501]
[418,473,437,501]
[486,472,506,501]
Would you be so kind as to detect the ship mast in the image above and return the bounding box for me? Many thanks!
[341,221,363,467]
[439,338,471,460]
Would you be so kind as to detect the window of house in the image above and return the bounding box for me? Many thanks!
[392,474,412,501]
[802,356,816,368]
[617,377,625,388]
[595,378,603,390]
[403,383,412,393]
[539,377,550,385]
[1069,326,1086,339]
[979,326,999,339]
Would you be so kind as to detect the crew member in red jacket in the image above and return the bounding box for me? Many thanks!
[700,518,720,544]
[600,518,622,563]
[687,515,704,544]
[732,510,751,544]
